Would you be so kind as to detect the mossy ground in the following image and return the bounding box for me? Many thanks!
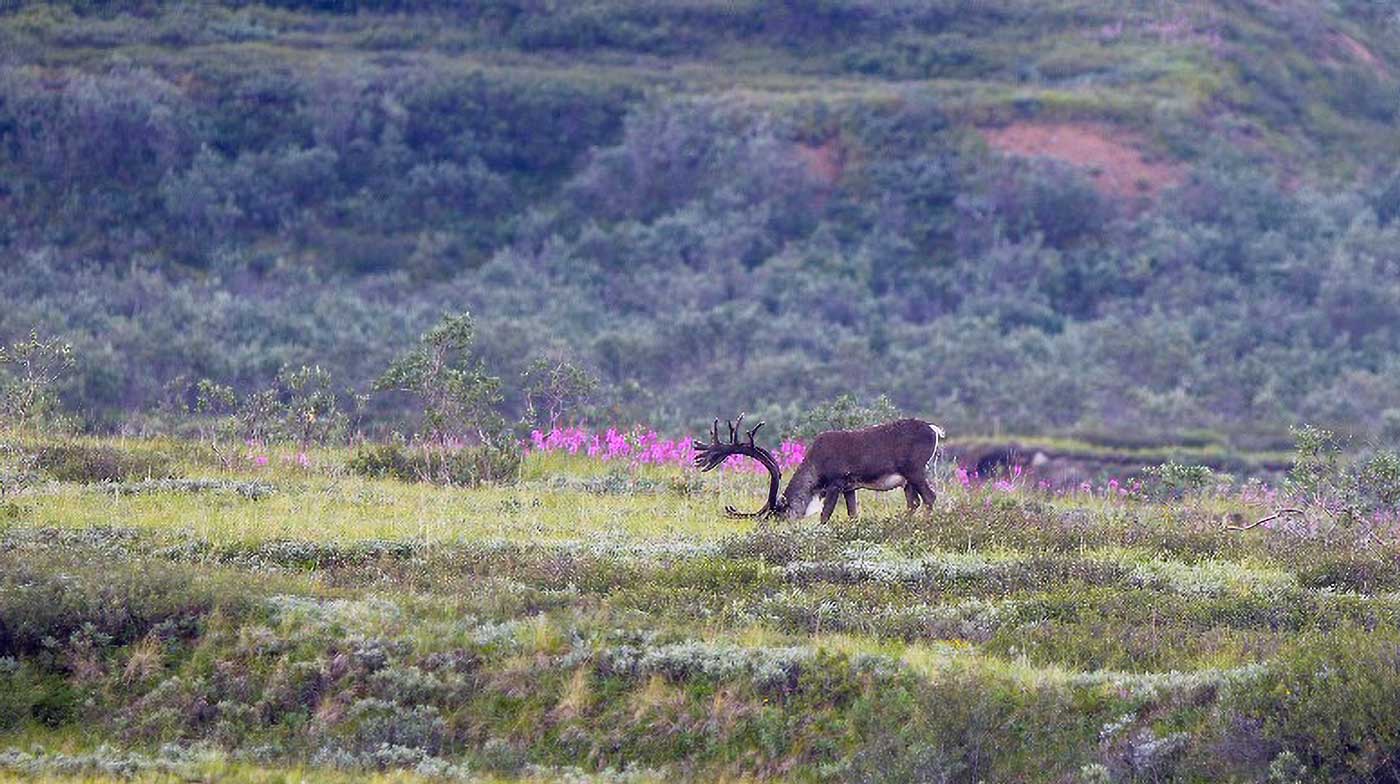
[2,436,1398,781]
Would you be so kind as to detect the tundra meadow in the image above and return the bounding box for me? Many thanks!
[5,418,1400,783]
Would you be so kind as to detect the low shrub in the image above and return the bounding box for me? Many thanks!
[0,469,38,498]
[0,552,257,658]
[347,443,519,486]
[108,478,276,500]
[598,640,811,694]
[0,743,219,779]
[207,538,418,570]
[1297,556,1400,593]
[31,443,176,483]
[547,473,700,496]
[1226,627,1400,782]
[326,698,447,759]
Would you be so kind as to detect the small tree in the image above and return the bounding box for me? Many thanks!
[0,330,75,430]
[1281,425,1374,526]
[344,388,371,444]
[236,387,284,445]
[1240,425,1400,535]
[374,313,506,447]
[1145,461,1219,500]
[186,378,238,464]
[279,365,345,449]
[787,394,903,442]
[521,357,597,431]
[192,379,237,422]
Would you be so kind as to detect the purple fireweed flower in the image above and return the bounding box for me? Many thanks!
[523,425,806,474]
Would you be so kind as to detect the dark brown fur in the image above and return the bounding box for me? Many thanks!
[777,418,941,522]
[694,415,943,523]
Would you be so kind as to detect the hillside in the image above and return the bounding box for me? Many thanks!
[3,0,1400,439]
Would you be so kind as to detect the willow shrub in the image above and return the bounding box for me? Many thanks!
[347,442,520,486]
[1226,626,1400,783]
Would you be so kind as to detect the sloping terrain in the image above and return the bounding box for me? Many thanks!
[2,0,1400,439]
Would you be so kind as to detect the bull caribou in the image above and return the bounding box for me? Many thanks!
[694,414,944,523]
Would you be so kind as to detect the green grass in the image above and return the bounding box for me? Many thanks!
[2,433,1398,781]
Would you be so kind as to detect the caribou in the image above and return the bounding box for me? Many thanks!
[694,414,944,523]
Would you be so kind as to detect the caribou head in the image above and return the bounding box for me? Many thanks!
[695,413,945,523]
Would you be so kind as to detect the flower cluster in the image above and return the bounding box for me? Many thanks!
[956,464,1028,491]
[244,440,311,470]
[527,426,806,473]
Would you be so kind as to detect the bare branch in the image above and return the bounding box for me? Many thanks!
[1226,507,1306,531]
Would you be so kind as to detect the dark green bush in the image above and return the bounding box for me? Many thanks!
[347,443,520,486]
[0,659,35,730]
[31,443,176,483]
[1228,627,1400,783]
[1298,557,1400,593]
[786,394,904,441]
[0,551,256,657]
[29,679,79,728]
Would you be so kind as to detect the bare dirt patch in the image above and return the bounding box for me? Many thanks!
[795,139,845,186]
[980,122,1184,203]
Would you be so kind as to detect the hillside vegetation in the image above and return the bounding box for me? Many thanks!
[3,0,1400,440]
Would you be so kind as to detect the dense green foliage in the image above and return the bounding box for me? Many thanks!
[3,1,1400,441]
[373,314,507,446]
[29,441,176,482]
[347,441,520,485]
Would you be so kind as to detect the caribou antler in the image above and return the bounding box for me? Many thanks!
[693,413,783,518]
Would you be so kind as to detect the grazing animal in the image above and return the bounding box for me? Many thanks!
[694,415,944,523]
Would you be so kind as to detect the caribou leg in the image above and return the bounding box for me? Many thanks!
[843,489,859,519]
[909,471,937,512]
[819,488,842,524]
[903,485,921,513]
